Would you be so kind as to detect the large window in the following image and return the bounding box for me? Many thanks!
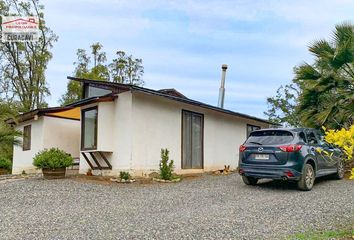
[23,125,31,151]
[81,107,98,150]
[247,124,260,137]
[182,110,204,169]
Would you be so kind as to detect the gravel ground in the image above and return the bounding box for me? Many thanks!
[0,174,353,240]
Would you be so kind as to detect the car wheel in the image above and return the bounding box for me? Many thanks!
[334,159,344,180]
[297,164,315,191]
[242,176,258,185]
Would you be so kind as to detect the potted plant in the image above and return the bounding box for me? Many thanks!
[33,148,73,179]
[0,158,11,175]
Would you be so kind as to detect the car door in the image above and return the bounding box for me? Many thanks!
[305,130,326,171]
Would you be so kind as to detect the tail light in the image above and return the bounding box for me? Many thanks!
[279,144,302,152]
[239,145,247,152]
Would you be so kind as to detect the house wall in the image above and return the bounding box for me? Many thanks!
[79,92,133,175]
[129,92,269,176]
[12,116,81,174]
[42,116,81,158]
[12,118,44,174]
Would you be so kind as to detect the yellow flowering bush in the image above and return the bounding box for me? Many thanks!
[323,125,354,179]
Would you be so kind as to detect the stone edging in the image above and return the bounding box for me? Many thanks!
[110,178,136,183]
[0,173,43,181]
[153,177,181,183]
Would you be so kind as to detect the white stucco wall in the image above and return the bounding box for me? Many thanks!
[12,116,81,174]
[12,118,44,174]
[129,92,269,176]
[79,92,133,175]
[77,90,269,177]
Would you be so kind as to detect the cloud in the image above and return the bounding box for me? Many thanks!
[43,0,354,119]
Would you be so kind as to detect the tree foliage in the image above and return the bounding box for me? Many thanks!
[265,22,354,129]
[60,43,144,106]
[0,0,58,111]
[264,84,300,127]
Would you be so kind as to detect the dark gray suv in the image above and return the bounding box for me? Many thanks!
[238,128,344,191]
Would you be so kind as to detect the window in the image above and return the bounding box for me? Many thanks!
[247,124,261,137]
[81,107,98,150]
[306,131,318,145]
[182,110,204,169]
[299,132,307,143]
[246,130,294,145]
[23,125,31,151]
[84,85,111,98]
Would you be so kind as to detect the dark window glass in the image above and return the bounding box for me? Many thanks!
[82,107,98,150]
[299,132,307,143]
[246,130,294,145]
[247,124,261,137]
[23,125,31,151]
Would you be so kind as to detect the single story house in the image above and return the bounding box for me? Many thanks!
[9,77,273,176]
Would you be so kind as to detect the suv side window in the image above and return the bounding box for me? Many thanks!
[299,132,307,143]
[306,131,318,145]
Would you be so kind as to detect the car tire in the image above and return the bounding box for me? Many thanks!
[333,159,344,180]
[242,176,258,185]
[297,164,315,191]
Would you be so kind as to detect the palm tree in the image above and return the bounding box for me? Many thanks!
[294,22,354,129]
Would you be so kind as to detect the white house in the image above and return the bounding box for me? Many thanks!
[9,77,272,176]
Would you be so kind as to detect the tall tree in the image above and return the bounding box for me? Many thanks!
[0,0,58,111]
[60,45,144,105]
[109,51,144,85]
[265,22,354,129]
[59,42,109,105]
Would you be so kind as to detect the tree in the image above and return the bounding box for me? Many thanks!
[0,101,21,162]
[109,51,144,85]
[59,42,109,105]
[264,84,301,127]
[0,0,58,112]
[60,45,145,106]
[294,22,354,129]
[265,22,354,129]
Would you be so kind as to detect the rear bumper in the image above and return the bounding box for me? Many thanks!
[238,163,302,180]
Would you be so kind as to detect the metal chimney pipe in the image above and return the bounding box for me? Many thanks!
[218,64,228,108]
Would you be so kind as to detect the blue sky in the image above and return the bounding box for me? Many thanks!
[43,0,354,118]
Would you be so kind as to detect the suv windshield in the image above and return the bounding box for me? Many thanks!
[246,130,294,145]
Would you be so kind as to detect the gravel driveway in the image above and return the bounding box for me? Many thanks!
[0,174,353,240]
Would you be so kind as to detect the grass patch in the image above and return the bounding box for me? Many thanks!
[288,228,354,240]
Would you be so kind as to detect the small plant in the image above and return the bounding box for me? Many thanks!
[0,158,11,170]
[21,170,27,175]
[119,171,131,180]
[33,148,73,169]
[159,148,174,180]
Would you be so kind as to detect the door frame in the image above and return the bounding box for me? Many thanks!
[181,110,204,169]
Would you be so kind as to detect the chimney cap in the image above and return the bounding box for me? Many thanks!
[221,64,228,70]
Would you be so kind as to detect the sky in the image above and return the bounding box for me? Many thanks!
[43,0,354,118]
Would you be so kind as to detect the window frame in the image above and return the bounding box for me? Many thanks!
[81,106,98,151]
[22,125,31,151]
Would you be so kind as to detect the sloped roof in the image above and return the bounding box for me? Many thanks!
[68,76,274,125]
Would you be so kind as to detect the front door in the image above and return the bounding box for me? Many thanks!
[182,110,204,169]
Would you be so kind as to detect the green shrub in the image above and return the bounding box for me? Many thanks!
[159,148,174,180]
[0,158,11,170]
[119,171,131,180]
[33,148,73,169]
